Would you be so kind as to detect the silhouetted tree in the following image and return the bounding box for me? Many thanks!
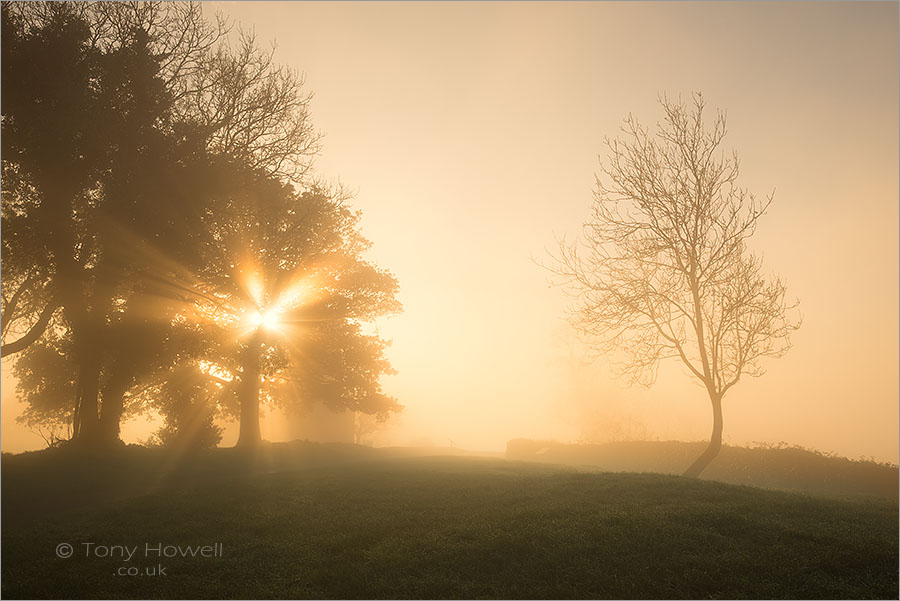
[551,94,801,478]
[12,330,78,441]
[269,319,400,440]
[1,2,328,447]
[1,2,225,361]
[1,2,222,443]
[0,162,59,357]
[180,163,402,449]
[182,30,320,183]
[149,363,224,450]
[10,307,214,448]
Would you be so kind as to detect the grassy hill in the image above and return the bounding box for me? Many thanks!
[506,439,900,500]
[2,446,897,599]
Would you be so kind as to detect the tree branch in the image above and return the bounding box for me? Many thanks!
[0,297,59,358]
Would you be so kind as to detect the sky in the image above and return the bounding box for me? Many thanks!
[2,1,898,463]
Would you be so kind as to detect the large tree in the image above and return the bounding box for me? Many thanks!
[552,95,801,478]
[1,1,224,443]
[3,2,400,450]
[178,162,402,449]
[1,2,325,446]
[1,2,225,361]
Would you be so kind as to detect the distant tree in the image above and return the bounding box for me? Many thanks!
[551,95,801,477]
[293,320,400,420]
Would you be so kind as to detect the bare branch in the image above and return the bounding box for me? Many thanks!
[1,295,60,358]
[548,94,801,399]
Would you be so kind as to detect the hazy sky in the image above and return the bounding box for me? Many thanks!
[2,1,897,462]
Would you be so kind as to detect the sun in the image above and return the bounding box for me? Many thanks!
[234,274,315,338]
[246,308,283,333]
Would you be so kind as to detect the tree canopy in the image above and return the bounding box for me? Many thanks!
[1,1,402,450]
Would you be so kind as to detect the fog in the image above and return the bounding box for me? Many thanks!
[2,1,897,463]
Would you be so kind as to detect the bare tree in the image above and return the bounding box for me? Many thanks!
[182,30,321,183]
[551,94,801,478]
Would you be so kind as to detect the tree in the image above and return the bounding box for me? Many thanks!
[552,94,801,478]
[179,162,402,449]
[3,2,400,452]
[182,29,320,184]
[1,1,223,444]
[12,329,78,443]
[148,363,224,450]
[1,2,320,447]
[0,162,59,358]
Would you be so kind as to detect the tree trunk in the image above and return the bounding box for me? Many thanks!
[98,371,131,445]
[54,247,94,443]
[74,349,102,444]
[71,378,83,439]
[70,269,118,446]
[236,331,262,449]
[682,392,723,478]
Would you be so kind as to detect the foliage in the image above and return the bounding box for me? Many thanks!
[1,2,401,445]
[148,364,223,450]
[274,320,401,420]
[12,331,78,434]
[181,162,402,432]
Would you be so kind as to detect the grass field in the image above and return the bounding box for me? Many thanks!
[2,446,897,599]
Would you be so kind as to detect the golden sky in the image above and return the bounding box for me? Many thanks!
[3,2,898,462]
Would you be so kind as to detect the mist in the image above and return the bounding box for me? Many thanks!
[4,1,897,463]
[1,2,897,599]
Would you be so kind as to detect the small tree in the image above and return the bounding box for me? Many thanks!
[150,363,224,451]
[552,94,800,478]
